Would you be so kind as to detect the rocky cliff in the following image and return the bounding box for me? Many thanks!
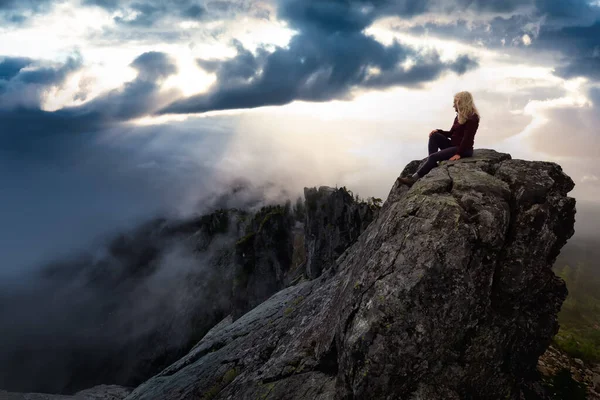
[2,150,577,399]
[116,149,576,399]
[304,186,378,279]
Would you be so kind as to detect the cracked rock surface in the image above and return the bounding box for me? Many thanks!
[124,149,576,400]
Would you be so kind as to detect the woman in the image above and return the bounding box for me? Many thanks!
[399,91,480,186]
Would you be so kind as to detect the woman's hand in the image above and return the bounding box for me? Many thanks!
[429,129,439,137]
[449,154,461,161]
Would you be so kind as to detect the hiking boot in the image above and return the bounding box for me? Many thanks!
[398,176,417,187]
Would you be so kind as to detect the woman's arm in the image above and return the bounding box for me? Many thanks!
[435,128,452,138]
[436,116,457,138]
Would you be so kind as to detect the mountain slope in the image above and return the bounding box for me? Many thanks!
[122,149,575,400]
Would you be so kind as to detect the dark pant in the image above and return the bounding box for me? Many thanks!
[416,132,472,177]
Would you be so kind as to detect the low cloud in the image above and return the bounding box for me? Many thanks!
[0,217,240,393]
[526,87,600,158]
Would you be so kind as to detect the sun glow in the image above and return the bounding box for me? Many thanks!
[164,53,217,97]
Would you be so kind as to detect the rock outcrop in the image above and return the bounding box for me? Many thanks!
[538,345,600,399]
[118,150,576,400]
[231,204,297,318]
[303,186,378,279]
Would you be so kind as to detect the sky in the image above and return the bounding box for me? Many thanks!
[1,0,600,274]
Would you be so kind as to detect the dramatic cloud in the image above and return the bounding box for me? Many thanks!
[0,51,178,150]
[0,52,201,277]
[0,56,33,80]
[0,54,82,109]
[535,21,600,80]
[159,0,479,115]
[391,0,600,80]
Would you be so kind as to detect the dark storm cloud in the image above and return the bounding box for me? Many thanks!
[182,3,206,18]
[0,57,33,80]
[0,0,55,24]
[529,0,600,81]
[363,52,479,88]
[535,21,600,80]
[17,55,82,85]
[130,51,178,80]
[81,0,119,9]
[160,37,477,114]
[278,0,379,32]
[532,0,597,22]
[396,0,600,81]
[0,51,178,150]
[0,53,83,109]
[280,0,531,26]
[276,0,525,33]
[159,0,478,115]
[109,1,206,27]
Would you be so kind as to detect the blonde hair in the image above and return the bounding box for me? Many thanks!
[454,91,480,124]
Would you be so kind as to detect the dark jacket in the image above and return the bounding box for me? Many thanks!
[437,113,480,156]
